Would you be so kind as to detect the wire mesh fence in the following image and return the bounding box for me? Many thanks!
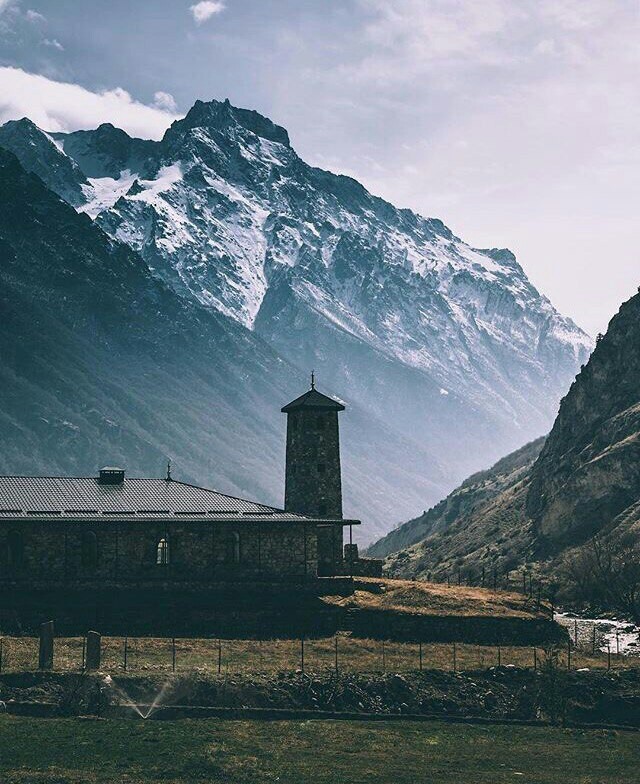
[0,630,637,675]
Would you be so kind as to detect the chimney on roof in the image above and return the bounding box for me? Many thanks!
[98,467,125,485]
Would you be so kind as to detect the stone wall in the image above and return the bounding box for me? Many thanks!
[0,519,320,586]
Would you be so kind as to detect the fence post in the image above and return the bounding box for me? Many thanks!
[123,637,128,672]
[481,566,485,587]
[567,640,571,670]
[616,630,620,656]
[81,636,86,671]
[446,572,450,587]
[172,637,176,673]
[0,638,3,673]
[497,644,501,667]
[382,641,386,672]
[217,639,222,675]
[592,624,596,656]
[574,620,578,646]
[300,637,305,673]
[607,644,611,670]
[419,641,423,672]
[39,621,54,671]
[452,642,457,672]
[86,631,101,671]
[334,635,339,676]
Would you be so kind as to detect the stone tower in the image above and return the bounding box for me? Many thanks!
[281,376,345,575]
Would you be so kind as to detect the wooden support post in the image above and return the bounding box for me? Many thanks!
[592,624,596,656]
[334,635,339,676]
[533,647,537,671]
[382,640,386,672]
[86,631,101,671]
[217,639,222,674]
[39,621,54,671]
[349,525,353,577]
[452,641,457,672]
[172,637,176,673]
[300,637,305,673]
[607,644,611,670]
[123,637,128,672]
[303,526,307,577]
[497,644,501,667]
[419,641,423,672]
[81,636,86,671]
[574,619,578,646]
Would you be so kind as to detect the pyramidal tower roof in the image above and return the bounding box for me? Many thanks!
[281,374,345,413]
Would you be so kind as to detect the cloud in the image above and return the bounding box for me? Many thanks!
[26,9,46,22]
[153,91,178,112]
[190,1,225,24]
[42,38,63,50]
[0,67,180,139]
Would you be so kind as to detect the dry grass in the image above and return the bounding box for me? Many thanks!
[0,634,635,675]
[323,577,548,619]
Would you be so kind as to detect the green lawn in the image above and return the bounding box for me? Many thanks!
[0,716,638,783]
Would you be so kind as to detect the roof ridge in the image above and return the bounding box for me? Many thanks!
[169,479,286,512]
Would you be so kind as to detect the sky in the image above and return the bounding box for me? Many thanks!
[0,0,638,336]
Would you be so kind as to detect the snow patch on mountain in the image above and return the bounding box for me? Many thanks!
[0,100,593,528]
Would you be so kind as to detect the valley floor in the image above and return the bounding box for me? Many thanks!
[1,715,638,784]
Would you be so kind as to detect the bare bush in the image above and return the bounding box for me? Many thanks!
[561,533,640,620]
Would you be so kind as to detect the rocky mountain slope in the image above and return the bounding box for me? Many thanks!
[368,437,545,561]
[0,101,590,537]
[0,148,437,537]
[527,290,640,549]
[377,290,640,582]
[378,439,543,580]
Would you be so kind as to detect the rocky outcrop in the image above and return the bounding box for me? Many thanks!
[527,290,640,548]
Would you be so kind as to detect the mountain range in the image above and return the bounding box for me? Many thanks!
[375,288,640,593]
[0,99,592,541]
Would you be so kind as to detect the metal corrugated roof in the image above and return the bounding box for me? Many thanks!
[0,476,320,523]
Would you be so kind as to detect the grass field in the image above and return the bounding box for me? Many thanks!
[0,715,638,783]
[0,633,633,675]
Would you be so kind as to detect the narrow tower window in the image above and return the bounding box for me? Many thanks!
[81,531,98,569]
[225,531,241,564]
[7,530,24,568]
[156,537,170,566]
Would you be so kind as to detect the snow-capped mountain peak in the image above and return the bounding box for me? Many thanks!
[0,100,592,534]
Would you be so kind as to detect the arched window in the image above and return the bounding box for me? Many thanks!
[156,537,170,566]
[225,531,241,564]
[7,530,24,569]
[81,531,98,569]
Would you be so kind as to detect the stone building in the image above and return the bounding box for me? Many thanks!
[0,382,380,594]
